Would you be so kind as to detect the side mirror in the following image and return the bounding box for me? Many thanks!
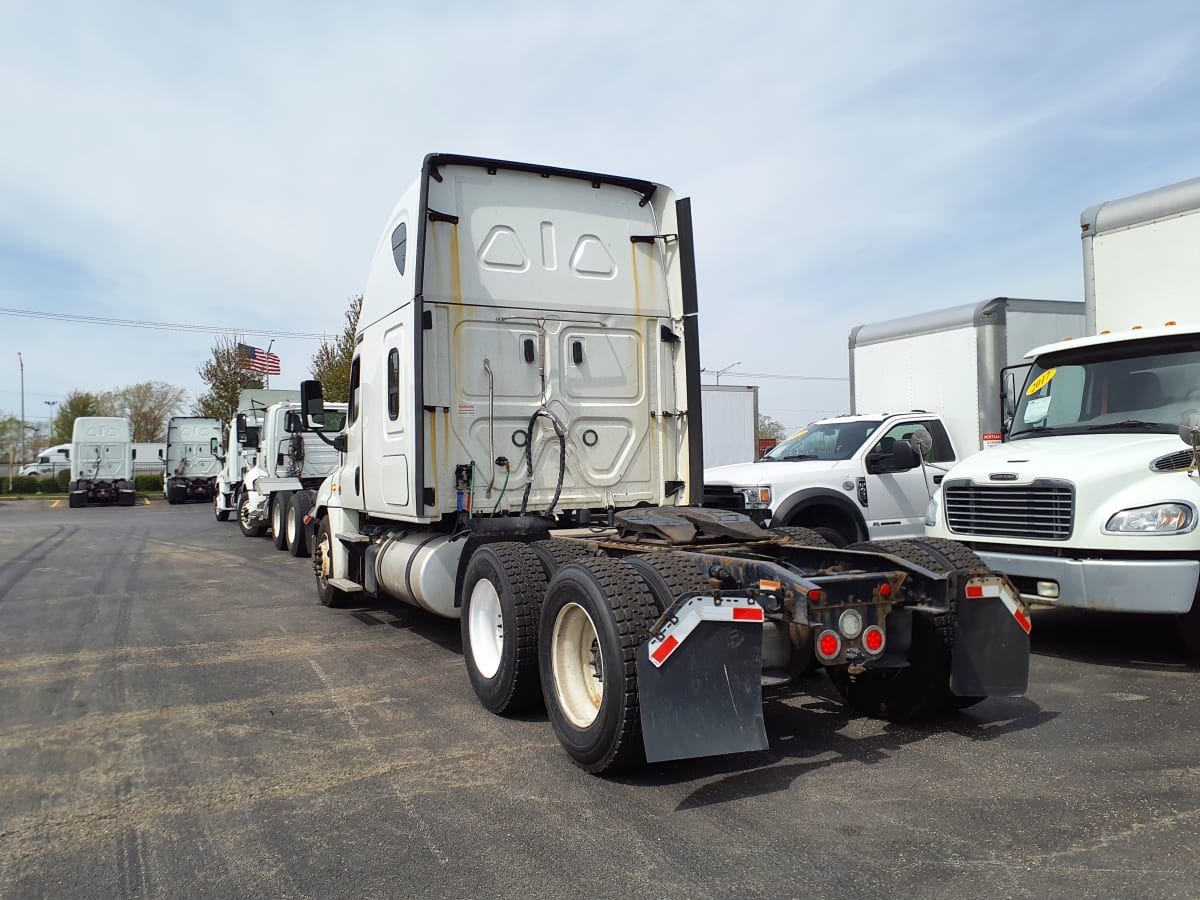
[158,448,164,459]
[284,411,302,434]
[131,449,137,460]
[891,440,919,471]
[1179,411,1200,448]
[300,379,325,430]
[333,433,347,453]
[210,438,220,455]
[236,413,248,444]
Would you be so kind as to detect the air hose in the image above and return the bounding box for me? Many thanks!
[518,408,567,517]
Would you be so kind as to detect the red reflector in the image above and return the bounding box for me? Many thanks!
[863,626,884,653]
[966,584,984,599]
[303,514,313,525]
[818,631,840,658]
[732,606,764,622]
[651,634,679,665]
[1013,607,1032,634]
[879,582,891,597]
[808,589,823,602]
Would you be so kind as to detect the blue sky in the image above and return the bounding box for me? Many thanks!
[2,1,1198,439]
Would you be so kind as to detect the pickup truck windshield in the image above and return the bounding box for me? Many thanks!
[1011,338,1200,439]
[762,420,882,461]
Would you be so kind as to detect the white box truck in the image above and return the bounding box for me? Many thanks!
[702,298,1084,546]
[926,177,1200,655]
[700,384,759,467]
[164,417,222,504]
[850,298,1085,454]
[69,417,136,507]
[294,153,1030,773]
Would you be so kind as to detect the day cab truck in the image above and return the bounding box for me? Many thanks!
[164,417,222,504]
[69,417,136,507]
[214,389,299,522]
[703,298,1084,547]
[926,176,1200,655]
[294,153,1032,774]
[237,400,346,556]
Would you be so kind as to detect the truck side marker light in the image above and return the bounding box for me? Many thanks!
[807,589,823,602]
[817,630,841,660]
[863,625,885,654]
[304,514,314,525]
[966,582,1032,634]
[879,582,891,597]
[759,579,781,591]
[647,596,764,668]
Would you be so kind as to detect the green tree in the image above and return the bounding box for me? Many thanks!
[193,336,266,423]
[310,295,362,403]
[52,391,107,443]
[100,381,187,442]
[0,414,36,458]
[757,413,787,441]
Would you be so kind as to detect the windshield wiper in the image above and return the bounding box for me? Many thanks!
[761,454,818,462]
[1088,419,1163,431]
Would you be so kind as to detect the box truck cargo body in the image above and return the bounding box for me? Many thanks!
[700,384,759,467]
[849,298,1085,456]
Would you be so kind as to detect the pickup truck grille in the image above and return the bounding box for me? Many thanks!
[701,485,746,511]
[943,479,1074,540]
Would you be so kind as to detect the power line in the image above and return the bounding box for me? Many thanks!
[0,307,327,340]
[722,370,848,382]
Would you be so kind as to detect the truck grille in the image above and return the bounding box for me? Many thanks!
[701,485,746,511]
[943,479,1074,540]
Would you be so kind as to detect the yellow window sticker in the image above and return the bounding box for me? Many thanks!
[788,429,808,439]
[1026,368,1057,396]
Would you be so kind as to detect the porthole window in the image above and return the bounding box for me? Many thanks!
[391,222,407,275]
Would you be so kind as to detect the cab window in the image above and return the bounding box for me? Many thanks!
[868,420,954,463]
[348,357,362,425]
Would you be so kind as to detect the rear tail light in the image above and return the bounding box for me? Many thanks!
[863,625,885,654]
[816,629,841,661]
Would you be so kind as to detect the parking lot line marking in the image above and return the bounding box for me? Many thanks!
[50,499,61,509]
[143,498,150,505]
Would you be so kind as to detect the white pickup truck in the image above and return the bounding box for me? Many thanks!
[703,411,957,545]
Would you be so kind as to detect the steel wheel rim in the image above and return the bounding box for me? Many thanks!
[272,500,283,534]
[239,498,252,528]
[551,602,604,728]
[315,530,332,586]
[287,506,298,544]
[468,579,504,679]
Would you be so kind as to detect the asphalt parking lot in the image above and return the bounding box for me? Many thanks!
[2,500,1199,899]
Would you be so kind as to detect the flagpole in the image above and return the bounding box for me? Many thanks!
[265,339,274,390]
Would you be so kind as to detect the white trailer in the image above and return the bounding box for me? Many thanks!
[69,417,136,507]
[295,154,1030,773]
[164,417,222,504]
[927,177,1200,655]
[700,384,759,467]
[849,297,1085,456]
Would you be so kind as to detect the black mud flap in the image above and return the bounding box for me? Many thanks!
[950,577,1031,698]
[637,598,768,764]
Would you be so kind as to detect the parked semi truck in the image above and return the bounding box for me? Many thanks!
[69,417,136,507]
[164,417,222,504]
[295,153,1031,773]
[237,400,346,556]
[213,390,299,522]
[702,298,1084,546]
[926,176,1200,655]
[19,443,70,478]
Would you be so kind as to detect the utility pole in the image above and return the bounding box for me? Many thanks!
[17,352,24,464]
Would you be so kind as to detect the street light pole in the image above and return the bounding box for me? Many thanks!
[17,352,24,464]
[713,361,741,385]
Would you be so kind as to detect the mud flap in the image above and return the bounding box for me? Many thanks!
[637,596,769,764]
[951,577,1031,698]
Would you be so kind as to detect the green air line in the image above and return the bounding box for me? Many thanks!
[491,469,510,515]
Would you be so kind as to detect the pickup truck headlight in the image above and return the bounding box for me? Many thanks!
[1105,502,1196,534]
[734,486,772,509]
[924,494,939,527]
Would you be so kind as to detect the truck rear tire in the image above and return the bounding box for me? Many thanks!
[68,491,85,509]
[238,493,266,538]
[118,490,136,507]
[624,552,712,614]
[539,559,659,773]
[287,492,313,558]
[271,492,292,550]
[214,493,230,521]
[529,538,588,577]
[768,526,837,548]
[313,516,351,609]
[460,543,547,714]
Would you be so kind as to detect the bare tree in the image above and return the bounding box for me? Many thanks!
[310,295,362,403]
[101,382,187,442]
[194,335,266,423]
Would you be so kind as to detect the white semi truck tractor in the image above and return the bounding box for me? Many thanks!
[297,153,1032,773]
[926,176,1200,655]
[164,417,222,504]
[236,400,346,556]
[68,417,136,507]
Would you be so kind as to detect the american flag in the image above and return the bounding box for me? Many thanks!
[238,343,281,375]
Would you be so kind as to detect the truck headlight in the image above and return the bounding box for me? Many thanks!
[924,494,939,527]
[1105,502,1196,534]
[735,486,772,509]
